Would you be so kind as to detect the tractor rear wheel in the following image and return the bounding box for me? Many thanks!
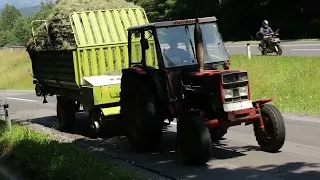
[120,71,163,152]
[177,112,212,165]
[56,96,77,133]
[253,104,286,152]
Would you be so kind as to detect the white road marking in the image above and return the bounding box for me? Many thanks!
[6,97,38,102]
[290,49,320,51]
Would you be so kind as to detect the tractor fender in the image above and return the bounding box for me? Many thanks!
[252,98,273,108]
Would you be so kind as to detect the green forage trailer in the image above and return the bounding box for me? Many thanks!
[27,8,157,134]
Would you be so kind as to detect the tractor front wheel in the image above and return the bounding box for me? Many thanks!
[253,104,286,152]
[177,112,212,165]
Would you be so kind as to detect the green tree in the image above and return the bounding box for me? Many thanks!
[0,4,22,31]
[128,0,175,22]
[12,16,32,45]
[33,0,57,20]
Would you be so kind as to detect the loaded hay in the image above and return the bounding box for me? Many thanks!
[26,0,139,51]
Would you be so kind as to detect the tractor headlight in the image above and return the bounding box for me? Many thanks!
[224,89,233,99]
[238,86,248,96]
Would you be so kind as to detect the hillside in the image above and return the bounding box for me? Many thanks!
[0,0,41,9]
[19,5,41,16]
[0,5,41,16]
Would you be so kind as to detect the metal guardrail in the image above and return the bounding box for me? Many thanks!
[0,103,11,132]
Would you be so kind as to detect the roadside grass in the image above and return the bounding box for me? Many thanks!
[0,122,142,180]
[230,55,320,114]
[0,50,33,90]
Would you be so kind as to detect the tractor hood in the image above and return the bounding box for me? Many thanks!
[181,69,248,87]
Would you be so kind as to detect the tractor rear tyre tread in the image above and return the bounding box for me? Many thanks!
[177,112,212,165]
[254,104,286,153]
[120,70,163,152]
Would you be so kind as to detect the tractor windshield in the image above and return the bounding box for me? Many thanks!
[156,22,229,68]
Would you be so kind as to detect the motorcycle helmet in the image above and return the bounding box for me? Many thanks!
[262,20,269,28]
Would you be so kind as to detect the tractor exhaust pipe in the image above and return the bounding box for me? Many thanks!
[194,18,204,72]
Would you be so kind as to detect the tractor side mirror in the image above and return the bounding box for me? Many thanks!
[141,38,149,50]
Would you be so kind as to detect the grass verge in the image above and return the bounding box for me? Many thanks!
[0,50,33,90]
[0,122,142,180]
[231,55,320,114]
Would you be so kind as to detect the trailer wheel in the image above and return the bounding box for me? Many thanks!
[209,126,228,142]
[56,96,76,133]
[89,108,123,138]
[88,108,104,137]
[253,104,286,152]
[120,71,163,152]
[177,112,212,165]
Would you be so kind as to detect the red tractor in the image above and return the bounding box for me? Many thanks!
[120,16,286,165]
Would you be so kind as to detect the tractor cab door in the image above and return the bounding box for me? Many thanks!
[128,28,159,69]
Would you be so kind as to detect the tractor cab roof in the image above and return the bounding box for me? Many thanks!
[127,16,217,32]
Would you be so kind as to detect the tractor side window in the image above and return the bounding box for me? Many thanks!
[157,27,196,68]
[200,23,229,62]
[130,30,158,69]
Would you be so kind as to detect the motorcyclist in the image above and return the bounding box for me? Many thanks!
[259,20,274,48]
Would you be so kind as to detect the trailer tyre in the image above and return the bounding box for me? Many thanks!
[177,112,212,165]
[56,97,76,133]
[120,70,163,152]
[254,104,286,153]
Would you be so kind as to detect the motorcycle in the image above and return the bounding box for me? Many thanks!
[256,29,282,56]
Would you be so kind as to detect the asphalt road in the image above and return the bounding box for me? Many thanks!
[225,41,320,56]
[1,90,320,180]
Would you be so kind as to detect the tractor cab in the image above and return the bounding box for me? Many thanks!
[127,17,230,71]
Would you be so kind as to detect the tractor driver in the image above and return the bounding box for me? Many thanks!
[163,38,192,67]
